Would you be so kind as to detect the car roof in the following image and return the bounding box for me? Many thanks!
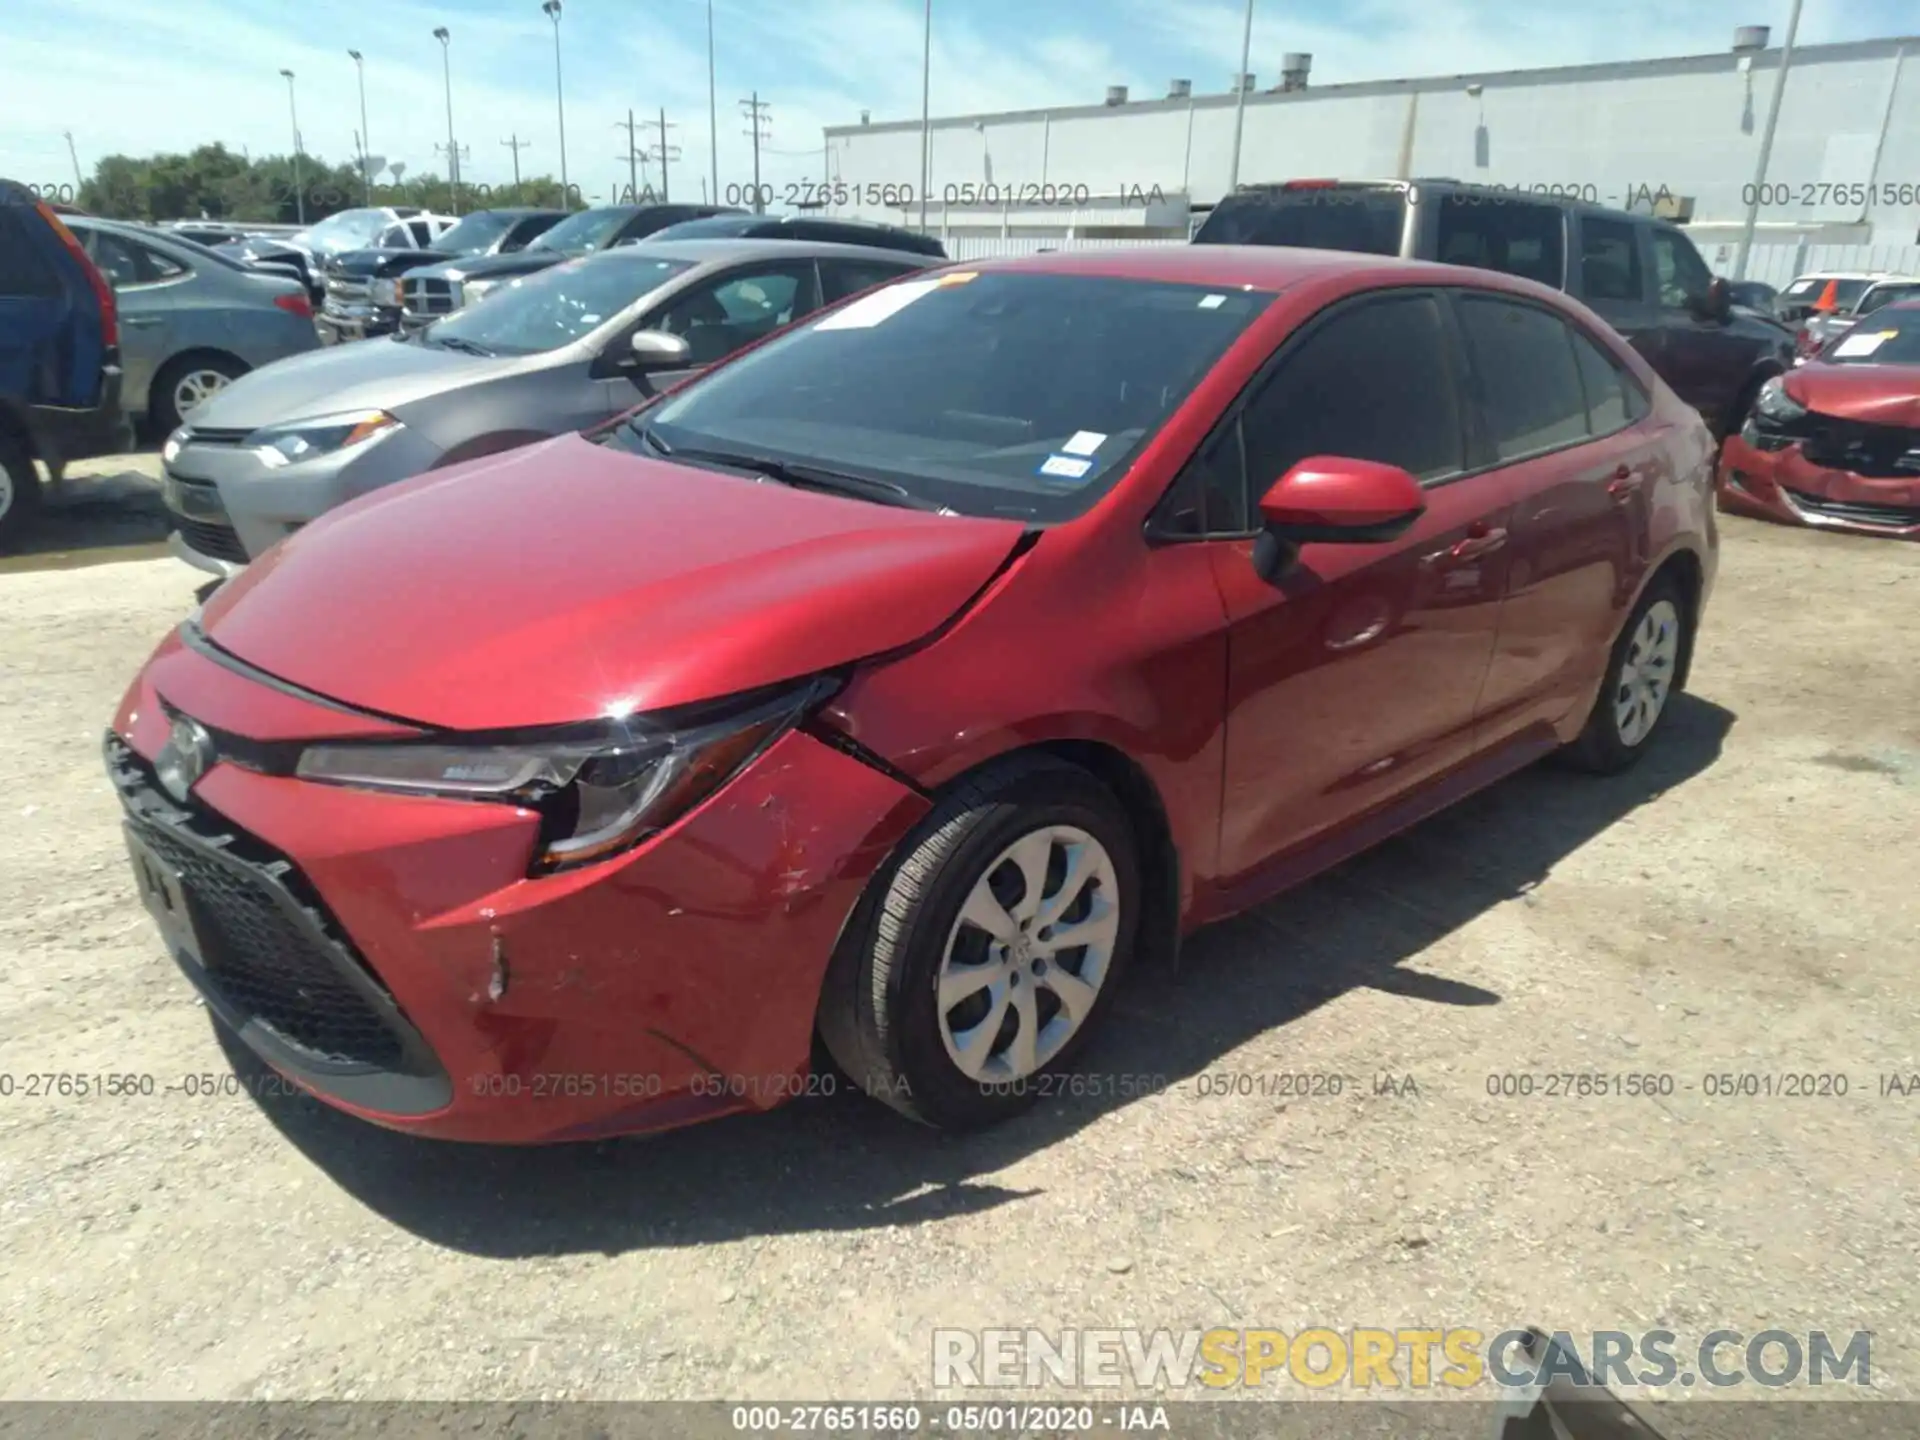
[952,243,1479,290]
[602,237,941,265]
[467,206,566,217]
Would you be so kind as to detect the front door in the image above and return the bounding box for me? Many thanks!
[1205,290,1516,884]
[1645,224,1744,435]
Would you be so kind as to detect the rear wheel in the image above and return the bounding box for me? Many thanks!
[151,354,247,436]
[818,756,1141,1131]
[0,433,43,550]
[1563,576,1690,774]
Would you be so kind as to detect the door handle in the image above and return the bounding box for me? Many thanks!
[1607,465,1644,502]
[1448,525,1508,561]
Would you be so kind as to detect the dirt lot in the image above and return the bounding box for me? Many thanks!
[1,483,1916,1414]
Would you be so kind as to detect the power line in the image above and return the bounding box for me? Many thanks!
[644,108,681,202]
[739,92,770,212]
[614,109,652,203]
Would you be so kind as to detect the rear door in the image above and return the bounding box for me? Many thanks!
[79,226,188,413]
[0,184,110,412]
[1450,290,1659,743]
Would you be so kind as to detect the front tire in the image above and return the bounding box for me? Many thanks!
[818,755,1141,1131]
[1563,576,1690,774]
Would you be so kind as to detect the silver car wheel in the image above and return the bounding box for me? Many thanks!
[1614,598,1680,747]
[937,824,1121,1084]
[0,466,13,522]
[173,368,232,418]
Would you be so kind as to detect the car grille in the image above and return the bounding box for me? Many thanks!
[402,276,462,316]
[181,425,252,447]
[1798,415,1920,478]
[1782,489,1920,528]
[163,477,250,564]
[175,517,249,564]
[324,274,373,305]
[107,734,428,1073]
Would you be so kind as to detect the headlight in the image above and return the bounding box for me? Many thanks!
[244,410,401,469]
[379,278,404,306]
[294,679,835,872]
[1753,375,1806,423]
[162,426,187,465]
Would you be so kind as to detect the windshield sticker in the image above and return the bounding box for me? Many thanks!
[1039,454,1093,482]
[1833,330,1896,357]
[1062,430,1107,456]
[814,278,944,330]
[1198,294,1227,309]
[936,270,979,286]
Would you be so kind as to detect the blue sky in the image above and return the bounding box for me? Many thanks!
[3,0,1910,205]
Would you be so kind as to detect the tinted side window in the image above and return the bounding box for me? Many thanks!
[1569,328,1635,433]
[1456,295,1590,460]
[821,259,918,303]
[408,220,436,247]
[1580,217,1643,303]
[1435,198,1565,289]
[1240,294,1468,490]
[506,214,562,249]
[1649,228,1713,309]
[86,230,165,287]
[0,211,63,298]
[652,264,815,365]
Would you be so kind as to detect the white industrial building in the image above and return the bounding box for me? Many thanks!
[820,32,1920,282]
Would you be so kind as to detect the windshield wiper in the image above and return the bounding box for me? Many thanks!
[662,443,947,512]
[431,334,496,357]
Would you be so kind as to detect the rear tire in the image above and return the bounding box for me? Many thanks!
[1562,575,1691,774]
[0,433,43,551]
[150,354,247,437]
[818,755,1141,1131]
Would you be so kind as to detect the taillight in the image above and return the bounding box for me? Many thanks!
[35,200,118,350]
[275,291,313,319]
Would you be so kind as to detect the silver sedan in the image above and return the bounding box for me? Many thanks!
[63,218,321,435]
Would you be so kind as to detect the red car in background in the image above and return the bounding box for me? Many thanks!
[1719,299,1920,539]
[107,247,1717,1145]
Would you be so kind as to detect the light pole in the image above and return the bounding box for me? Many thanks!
[433,27,460,214]
[1226,0,1255,192]
[917,0,932,231]
[347,50,371,205]
[541,1,569,206]
[707,0,719,210]
[278,68,305,224]
[1733,1,1803,281]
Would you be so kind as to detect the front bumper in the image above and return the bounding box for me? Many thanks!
[1718,432,1920,540]
[108,638,928,1143]
[316,304,401,345]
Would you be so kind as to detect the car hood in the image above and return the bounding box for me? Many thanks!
[327,248,457,277]
[1785,365,1920,427]
[179,337,510,431]
[413,251,569,283]
[194,435,1028,730]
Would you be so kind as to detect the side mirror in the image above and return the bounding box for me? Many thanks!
[1699,277,1734,323]
[622,329,693,369]
[1253,457,1426,580]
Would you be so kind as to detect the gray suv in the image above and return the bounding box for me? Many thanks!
[159,238,938,576]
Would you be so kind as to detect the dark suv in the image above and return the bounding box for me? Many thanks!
[1195,178,1794,439]
[0,180,133,546]
[641,212,949,258]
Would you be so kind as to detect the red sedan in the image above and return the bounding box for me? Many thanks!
[1720,299,1920,539]
[108,247,1717,1143]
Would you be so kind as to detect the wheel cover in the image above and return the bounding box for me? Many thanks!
[1614,599,1681,747]
[0,466,12,519]
[174,369,231,418]
[936,824,1121,1084]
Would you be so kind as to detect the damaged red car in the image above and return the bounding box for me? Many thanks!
[1719,299,1920,539]
[108,248,1717,1144]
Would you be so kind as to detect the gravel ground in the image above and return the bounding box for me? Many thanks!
[1,492,1916,1418]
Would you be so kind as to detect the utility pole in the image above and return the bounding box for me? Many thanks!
[348,50,372,205]
[501,134,532,194]
[278,69,305,224]
[918,0,931,230]
[706,0,719,211]
[62,130,84,196]
[644,108,680,202]
[1734,0,1804,281]
[433,26,459,214]
[434,142,470,209]
[614,109,648,202]
[1226,0,1255,192]
[541,1,569,206]
[739,92,771,212]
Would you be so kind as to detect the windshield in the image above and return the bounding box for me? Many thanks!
[1821,310,1920,365]
[434,211,519,255]
[609,270,1271,522]
[296,209,392,254]
[424,253,693,356]
[529,209,631,255]
[1858,283,1920,316]
[1194,186,1405,255]
[1784,276,1874,307]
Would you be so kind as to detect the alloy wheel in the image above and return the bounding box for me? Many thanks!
[936,825,1121,1084]
[173,368,232,419]
[1614,598,1680,747]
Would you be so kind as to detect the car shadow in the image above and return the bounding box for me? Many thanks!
[0,449,170,575]
[218,694,1735,1256]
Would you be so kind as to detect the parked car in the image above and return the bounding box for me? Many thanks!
[61,217,320,435]
[1793,274,1920,362]
[221,207,449,304]
[159,238,938,575]
[1719,298,1920,539]
[1193,178,1795,440]
[1775,270,1889,326]
[110,246,1717,1143]
[1725,279,1779,316]
[0,179,131,545]
[317,208,565,344]
[639,211,949,258]
[398,204,746,331]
